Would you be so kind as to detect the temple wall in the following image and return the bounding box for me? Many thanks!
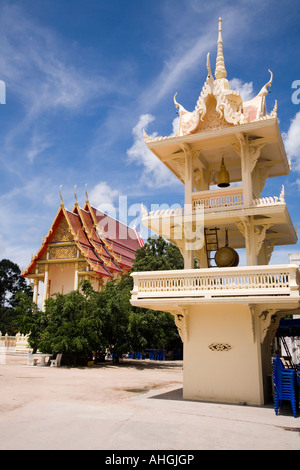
[183,303,264,405]
[49,263,76,296]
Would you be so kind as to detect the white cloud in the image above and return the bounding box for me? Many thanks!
[229,78,255,101]
[89,181,119,215]
[127,114,179,188]
[283,111,300,172]
[139,33,216,111]
[26,131,52,163]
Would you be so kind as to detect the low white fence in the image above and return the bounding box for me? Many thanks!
[0,333,30,352]
[131,265,300,301]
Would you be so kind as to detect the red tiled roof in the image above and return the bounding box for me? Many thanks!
[85,203,143,269]
[22,199,143,280]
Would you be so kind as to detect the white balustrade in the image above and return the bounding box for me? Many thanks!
[0,333,30,352]
[192,186,244,211]
[131,265,300,301]
[142,187,285,220]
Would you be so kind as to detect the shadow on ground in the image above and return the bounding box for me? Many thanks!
[93,359,183,371]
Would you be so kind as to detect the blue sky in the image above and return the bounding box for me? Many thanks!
[0,0,300,269]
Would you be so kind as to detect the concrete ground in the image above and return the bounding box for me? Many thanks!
[0,353,299,451]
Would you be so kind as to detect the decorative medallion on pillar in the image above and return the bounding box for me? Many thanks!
[208,343,232,352]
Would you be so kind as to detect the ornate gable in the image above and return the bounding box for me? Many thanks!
[49,216,73,243]
[193,94,233,132]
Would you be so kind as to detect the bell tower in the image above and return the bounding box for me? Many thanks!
[131,18,300,405]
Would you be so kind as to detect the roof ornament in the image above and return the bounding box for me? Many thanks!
[215,17,227,80]
[74,185,78,205]
[206,52,213,80]
[59,185,64,206]
[85,183,90,203]
[174,92,188,114]
[258,69,273,97]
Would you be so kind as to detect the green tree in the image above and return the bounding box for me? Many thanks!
[17,281,105,365]
[0,259,32,334]
[129,308,180,352]
[130,237,183,357]
[16,235,184,366]
[132,236,184,272]
[16,292,44,353]
[100,277,132,363]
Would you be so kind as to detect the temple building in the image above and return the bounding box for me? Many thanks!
[23,188,143,310]
[131,18,300,405]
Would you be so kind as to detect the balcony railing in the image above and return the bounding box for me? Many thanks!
[142,187,285,223]
[192,186,244,211]
[131,265,300,302]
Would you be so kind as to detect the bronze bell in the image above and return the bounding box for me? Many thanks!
[214,228,239,268]
[217,157,230,187]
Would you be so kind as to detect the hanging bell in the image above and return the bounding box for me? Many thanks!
[217,157,230,188]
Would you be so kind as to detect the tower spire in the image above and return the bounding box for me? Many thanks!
[215,17,227,80]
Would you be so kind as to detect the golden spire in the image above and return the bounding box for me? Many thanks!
[85,183,89,203]
[59,185,64,206]
[215,17,227,80]
[74,185,78,205]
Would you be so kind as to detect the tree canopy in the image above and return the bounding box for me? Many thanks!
[12,237,184,365]
[0,259,32,334]
[132,236,184,272]
[130,236,183,356]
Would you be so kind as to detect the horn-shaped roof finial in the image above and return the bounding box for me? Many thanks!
[85,183,89,203]
[59,185,64,206]
[215,17,227,80]
[74,185,78,205]
[206,52,212,79]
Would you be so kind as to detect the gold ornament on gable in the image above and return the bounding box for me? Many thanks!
[49,246,77,260]
[51,219,73,243]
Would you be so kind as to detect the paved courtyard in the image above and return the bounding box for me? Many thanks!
[0,354,299,451]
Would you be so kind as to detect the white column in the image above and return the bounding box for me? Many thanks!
[245,218,258,266]
[241,144,252,208]
[235,134,253,208]
[33,279,39,304]
[182,144,194,270]
[237,217,257,267]
[74,263,79,290]
[41,266,49,312]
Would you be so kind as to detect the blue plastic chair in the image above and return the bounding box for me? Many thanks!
[297,362,300,412]
[272,355,297,418]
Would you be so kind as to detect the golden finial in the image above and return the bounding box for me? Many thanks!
[215,17,227,80]
[74,185,78,205]
[59,185,64,206]
[85,183,89,203]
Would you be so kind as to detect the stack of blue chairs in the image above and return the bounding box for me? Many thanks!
[128,352,142,359]
[272,355,298,418]
[148,350,165,361]
[297,362,300,413]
